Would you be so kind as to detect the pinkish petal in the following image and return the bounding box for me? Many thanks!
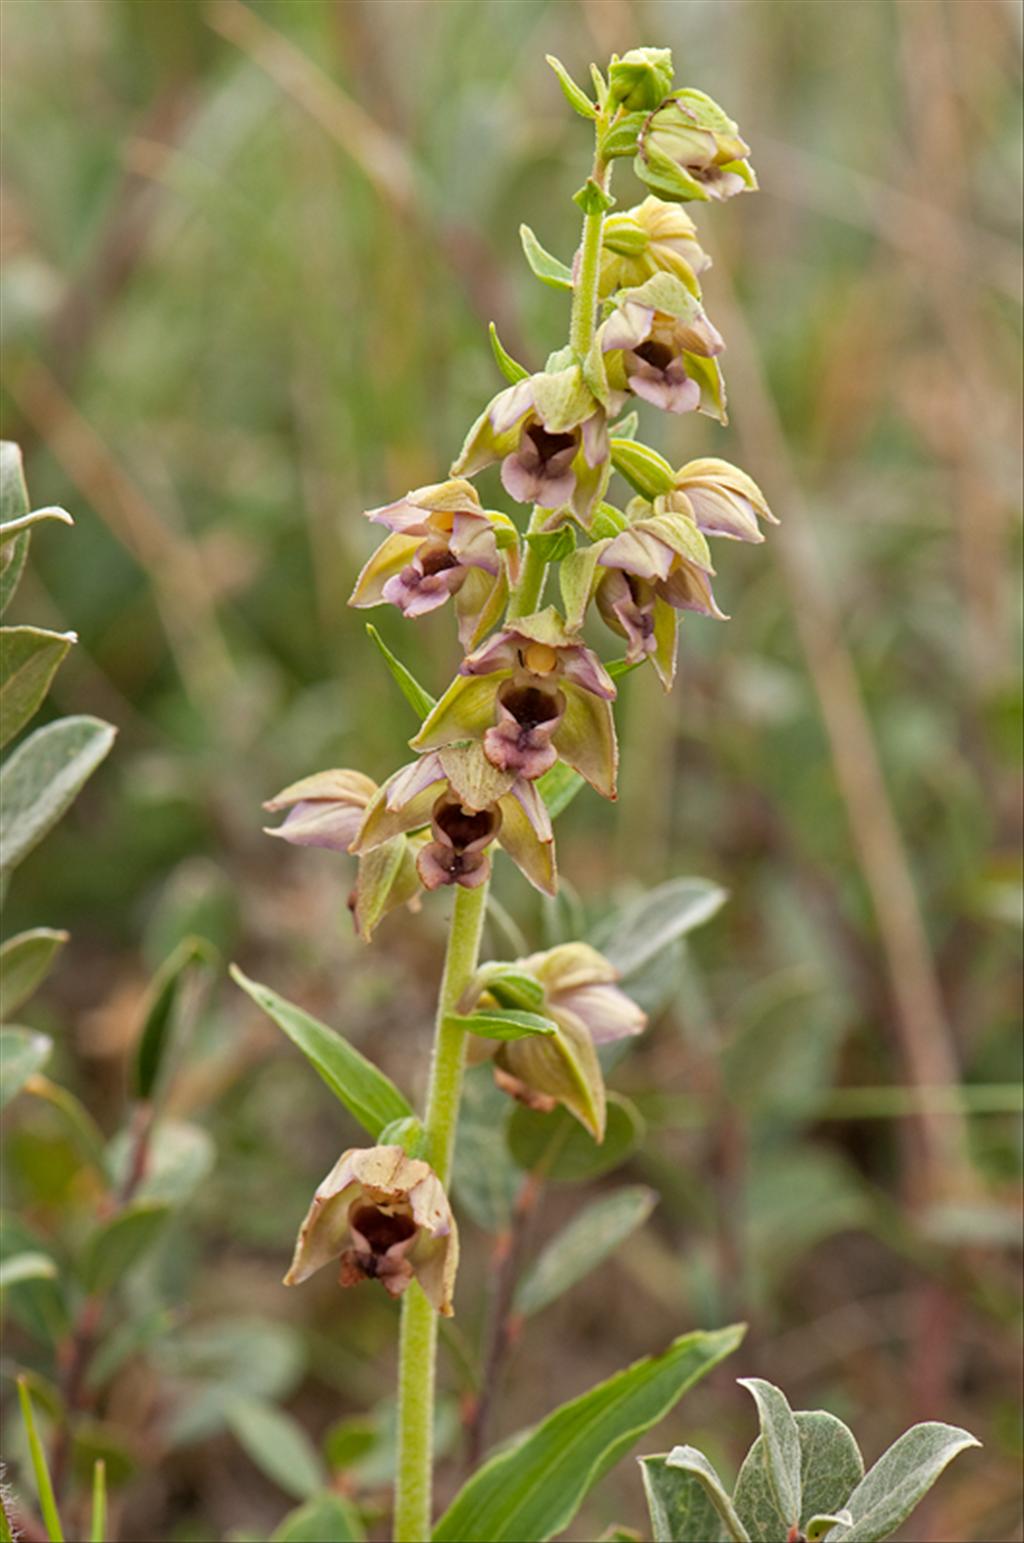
[555,982,647,1045]
[629,370,701,414]
[265,799,366,853]
[560,645,617,700]
[601,300,655,353]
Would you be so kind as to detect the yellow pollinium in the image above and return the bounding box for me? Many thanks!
[524,642,559,676]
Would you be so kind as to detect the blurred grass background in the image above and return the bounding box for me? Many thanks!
[2,1,1021,1539]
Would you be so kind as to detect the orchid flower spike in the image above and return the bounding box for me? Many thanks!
[353,740,557,897]
[285,1145,459,1315]
[411,608,618,800]
[263,769,420,940]
[348,478,517,649]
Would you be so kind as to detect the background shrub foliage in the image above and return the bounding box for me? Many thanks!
[1,3,1021,1541]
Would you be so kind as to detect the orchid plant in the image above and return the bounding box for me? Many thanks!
[221,45,977,1543]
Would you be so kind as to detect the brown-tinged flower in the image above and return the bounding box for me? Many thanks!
[348,479,516,648]
[452,367,609,523]
[596,509,724,690]
[411,608,618,800]
[263,769,421,941]
[654,458,777,543]
[465,942,647,1139]
[353,741,557,897]
[599,196,711,299]
[637,89,757,204]
[284,1145,459,1315]
[600,273,725,419]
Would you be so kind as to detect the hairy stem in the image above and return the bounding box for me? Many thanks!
[569,156,610,356]
[394,881,489,1541]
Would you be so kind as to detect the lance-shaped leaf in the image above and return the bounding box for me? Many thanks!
[446,1008,558,1042]
[226,1395,327,1502]
[658,1447,750,1540]
[0,531,29,615]
[738,1379,802,1531]
[433,1325,746,1542]
[90,1459,107,1543]
[80,1200,172,1294]
[0,626,75,749]
[365,623,437,719]
[545,54,598,119]
[1,1026,53,1105]
[271,1492,365,1542]
[514,1185,656,1318]
[0,715,116,876]
[17,1375,65,1543]
[825,1423,980,1543]
[640,1453,730,1543]
[231,967,412,1137]
[489,322,530,384]
[592,876,727,978]
[734,1410,864,1543]
[134,936,218,1100]
[1,442,73,542]
[520,224,573,291]
[0,928,68,1016]
[537,762,585,820]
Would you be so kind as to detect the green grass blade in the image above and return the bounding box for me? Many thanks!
[16,1376,65,1542]
[90,1460,107,1543]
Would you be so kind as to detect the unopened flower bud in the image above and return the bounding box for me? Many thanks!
[600,197,710,298]
[607,47,674,112]
[285,1145,459,1315]
[656,458,777,543]
[637,89,756,204]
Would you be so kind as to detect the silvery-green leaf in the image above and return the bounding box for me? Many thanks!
[0,927,68,1015]
[0,626,74,748]
[0,1251,58,1289]
[806,1511,853,1540]
[271,1492,365,1542]
[433,1325,746,1542]
[734,1410,864,1543]
[660,1446,751,1540]
[0,531,29,615]
[520,225,573,291]
[0,441,73,543]
[592,877,727,978]
[640,1454,730,1543]
[0,1026,53,1105]
[515,1185,656,1318]
[453,1067,519,1232]
[226,1396,326,1502]
[738,1380,802,1528]
[507,1092,644,1182]
[825,1423,980,1542]
[0,715,117,876]
[80,1201,172,1294]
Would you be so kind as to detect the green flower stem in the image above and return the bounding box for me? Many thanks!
[569,153,611,356]
[394,880,489,1542]
[507,505,549,620]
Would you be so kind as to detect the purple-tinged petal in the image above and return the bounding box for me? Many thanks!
[658,563,728,619]
[601,301,655,353]
[265,799,366,853]
[555,982,647,1045]
[489,378,536,434]
[629,369,702,414]
[385,753,448,810]
[559,645,617,700]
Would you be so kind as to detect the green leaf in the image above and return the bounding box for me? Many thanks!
[525,525,576,563]
[537,762,585,820]
[489,322,529,384]
[134,936,217,1100]
[574,178,616,215]
[433,1325,745,1542]
[640,1453,730,1543]
[231,966,412,1137]
[90,1459,107,1543]
[659,1447,750,1540]
[0,715,116,876]
[0,626,74,748]
[520,225,573,291]
[447,1008,557,1042]
[474,963,546,1013]
[514,1185,656,1318]
[107,1119,215,1207]
[17,1375,65,1542]
[592,877,728,978]
[738,1380,802,1528]
[545,54,597,119]
[226,1396,326,1502]
[1,442,73,543]
[0,928,68,1015]
[377,1114,427,1158]
[807,1513,853,1541]
[365,623,437,719]
[272,1493,365,1542]
[825,1423,980,1542]
[25,1075,108,1177]
[80,1200,172,1295]
[453,1067,520,1232]
[0,1026,53,1105]
[507,1092,644,1182]
[0,1250,58,1288]
[0,530,30,616]
[735,1410,865,1543]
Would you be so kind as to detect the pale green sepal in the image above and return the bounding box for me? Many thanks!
[684,351,728,423]
[502,1010,606,1139]
[498,792,558,897]
[349,532,421,607]
[553,687,618,800]
[489,322,530,384]
[520,225,573,291]
[352,835,418,941]
[365,624,437,719]
[439,741,516,808]
[560,542,609,630]
[531,366,596,435]
[618,270,703,322]
[651,596,678,691]
[664,1447,751,1541]
[411,672,511,752]
[545,55,597,119]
